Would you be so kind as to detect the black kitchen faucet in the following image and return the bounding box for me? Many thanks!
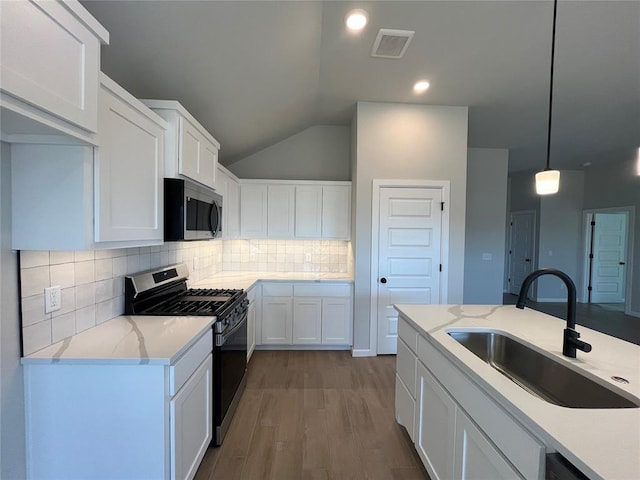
[516,268,592,358]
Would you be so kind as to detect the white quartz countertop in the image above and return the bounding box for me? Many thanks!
[191,271,354,291]
[21,315,214,365]
[394,304,640,480]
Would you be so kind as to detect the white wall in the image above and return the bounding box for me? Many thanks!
[537,171,585,301]
[352,102,468,352]
[227,125,350,180]
[583,149,640,314]
[464,148,508,304]
[0,142,27,479]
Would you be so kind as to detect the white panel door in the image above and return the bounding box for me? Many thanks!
[377,187,442,354]
[509,211,535,295]
[591,213,628,303]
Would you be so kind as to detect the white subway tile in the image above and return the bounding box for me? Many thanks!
[75,305,96,333]
[75,283,96,309]
[95,279,115,303]
[112,248,129,258]
[94,249,114,260]
[50,263,74,289]
[74,251,95,262]
[52,287,75,317]
[112,256,128,277]
[52,312,76,343]
[21,266,50,298]
[126,247,140,256]
[95,258,113,281]
[21,294,49,327]
[20,251,50,268]
[96,300,113,324]
[127,255,140,274]
[22,320,52,356]
[112,295,124,317]
[139,253,150,271]
[75,260,95,285]
[50,250,74,265]
[113,276,125,296]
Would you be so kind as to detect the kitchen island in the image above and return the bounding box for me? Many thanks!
[22,315,214,480]
[395,304,640,480]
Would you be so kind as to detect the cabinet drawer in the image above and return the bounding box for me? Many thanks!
[417,335,544,480]
[398,316,419,353]
[169,330,213,396]
[262,283,293,297]
[293,283,351,297]
[397,338,417,397]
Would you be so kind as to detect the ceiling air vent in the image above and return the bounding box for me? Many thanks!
[371,29,415,59]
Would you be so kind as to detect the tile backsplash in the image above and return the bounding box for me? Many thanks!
[19,239,352,355]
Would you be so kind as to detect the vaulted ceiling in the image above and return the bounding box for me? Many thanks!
[81,1,639,172]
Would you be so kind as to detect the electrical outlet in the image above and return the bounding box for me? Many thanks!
[45,286,61,314]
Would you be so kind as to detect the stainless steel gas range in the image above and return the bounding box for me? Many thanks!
[124,263,248,446]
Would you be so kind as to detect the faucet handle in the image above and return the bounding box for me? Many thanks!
[563,328,592,357]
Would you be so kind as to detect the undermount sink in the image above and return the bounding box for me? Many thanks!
[448,330,640,409]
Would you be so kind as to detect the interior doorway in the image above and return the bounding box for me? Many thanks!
[508,210,536,296]
[582,207,634,315]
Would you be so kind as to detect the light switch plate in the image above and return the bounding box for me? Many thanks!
[45,286,61,313]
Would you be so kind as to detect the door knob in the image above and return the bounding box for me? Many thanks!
[380,277,387,284]
[525,259,531,262]
[619,262,626,265]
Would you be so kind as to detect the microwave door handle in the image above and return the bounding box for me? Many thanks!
[209,203,221,238]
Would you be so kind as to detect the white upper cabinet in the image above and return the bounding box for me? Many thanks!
[142,100,220,190]
[295,186,323,238]
[241,180,352,240]
[267,185,295,238]
[11,74,167,250]
[0,0,109,144]
[214,165,241,239]
[240,184,268,238]
[94,74,165,244]
[322,185,351,239]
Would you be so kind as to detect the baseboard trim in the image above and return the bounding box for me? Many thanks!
[627,309,640,318]
[351,348,375,357]
[255,345,351,351]
[535,297,567,303]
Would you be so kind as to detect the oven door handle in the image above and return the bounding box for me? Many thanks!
[215,313,247,347]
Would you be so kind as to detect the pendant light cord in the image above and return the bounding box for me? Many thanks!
[545,0,558,171]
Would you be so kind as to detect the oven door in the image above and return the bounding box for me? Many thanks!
[213,312,247,445]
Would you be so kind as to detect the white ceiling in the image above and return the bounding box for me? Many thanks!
[81,1,639,172]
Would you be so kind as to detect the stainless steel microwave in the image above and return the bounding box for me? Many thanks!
[164,178,222,241]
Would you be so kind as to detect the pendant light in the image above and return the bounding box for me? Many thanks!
[536,0,561,195]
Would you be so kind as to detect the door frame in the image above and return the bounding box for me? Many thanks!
[370,179,450,356]
[580,206,635,316]
[507,210,537,297]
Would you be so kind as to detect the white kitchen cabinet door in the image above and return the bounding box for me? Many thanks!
[267,185,295,238]
[261,297,293,344]
[179,117,217,189]
[226,177,241,239]
[295,185,323,238]
[241,184,268,238]
[321,297,352,344]
[247,298,256,360]
[415,362,456,480]
[453,409,523,480]
[322,185,351,239]
[171,354,212,480]
[94,74,164,244]
[396,373,416,442]
[0,0,108,140]
[293,297,322,344]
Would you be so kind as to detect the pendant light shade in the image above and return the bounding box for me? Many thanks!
[536,0,561,196]
[535,169,560,195]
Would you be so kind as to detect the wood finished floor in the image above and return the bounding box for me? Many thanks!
[194,350,428,480]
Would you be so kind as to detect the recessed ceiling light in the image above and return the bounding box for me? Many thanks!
[583,162,591,167]
[345,9,368,32]
[413,80,430,93]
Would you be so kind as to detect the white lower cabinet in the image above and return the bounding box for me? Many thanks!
[415,362,456,480]
[23,331,213,480]
[171,355,212,480]
[258,282,352,347]
[247,286,257,360]
[397,316,544,480]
